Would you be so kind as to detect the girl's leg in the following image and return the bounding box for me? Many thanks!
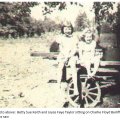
[84,61,92,77]
[57,61,64,83]
[69,56,78,95]
[57,54,65,83]
[91,56,100,76]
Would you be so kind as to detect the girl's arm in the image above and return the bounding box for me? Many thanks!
[90,41,96,59]
[90,41,100,76]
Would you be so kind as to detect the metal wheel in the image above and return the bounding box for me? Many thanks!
[67,77,101,108]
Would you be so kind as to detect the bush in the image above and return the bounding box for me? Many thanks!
[101,22,113,33]
[50,41,59,52]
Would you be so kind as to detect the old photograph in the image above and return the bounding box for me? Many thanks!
[0,1,120,108]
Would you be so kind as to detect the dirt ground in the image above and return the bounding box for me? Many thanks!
[0,34,69,108]
[0,33,120,108]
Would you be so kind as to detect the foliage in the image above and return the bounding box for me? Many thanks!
[50,41,59,52]
[42,17,60,32]
[0,2,38,25]
[101,22,113,33]
[75,12,89,31]
[93,2,120,46]
[0,2,40,38]
[93,2,115,24]
[0,2,62,38]
[42,2,83,15]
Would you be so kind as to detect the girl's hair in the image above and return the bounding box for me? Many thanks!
[81,28,95,41]
[61,24,74,34]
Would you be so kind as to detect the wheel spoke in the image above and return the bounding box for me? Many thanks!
[69,87,74,91]
[83,78,88,87]
[74,96,79,102]
[89,87,98,91]
[69,82,72,86]
[87,95,94,102]
[84,96,89,106]
[69,82,73,87]
[87,84,90,88]
[68,77,101,108]
[85,78,88,83]
[88,92,98,96]
[70,94,76,97]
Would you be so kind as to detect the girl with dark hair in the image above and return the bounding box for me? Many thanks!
[56,21,79,95]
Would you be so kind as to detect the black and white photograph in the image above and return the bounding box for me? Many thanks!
[0,1,120,109]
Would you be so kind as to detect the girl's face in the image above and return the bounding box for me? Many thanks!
[63,26,72,36]
[84,33,92,44]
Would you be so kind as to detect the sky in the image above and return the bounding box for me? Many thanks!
[30,2,118,27]
[30,2,95,26]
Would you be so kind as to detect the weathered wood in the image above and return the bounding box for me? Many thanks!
[95,68,119,73]
[100,83,116,88]
[80,74,113,78]
[100,61,120,66]
[30,52,58,59]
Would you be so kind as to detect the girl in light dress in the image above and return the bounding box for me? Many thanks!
[78,28,101,78]
[57,24,100,95]
[56,21,79,95]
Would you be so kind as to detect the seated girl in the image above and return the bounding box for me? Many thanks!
[78,29,101,78]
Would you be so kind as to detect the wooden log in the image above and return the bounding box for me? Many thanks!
[80,74,113,78]
[100,83,116,88]
[100,61,120,66]
[96,68,119,76]
[95,68,119,73]
[30,52,58,59]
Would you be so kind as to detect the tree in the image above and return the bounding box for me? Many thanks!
[75,12,89,31]
[115,3,120,47]
[93,2,117,42]
[0,2,38,38]
[42,2,83,14]
[42,17,60,32]
[93,2,120,47]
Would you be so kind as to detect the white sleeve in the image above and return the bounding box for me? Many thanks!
[55,35,61,44]
[91,41,96,58]
[78,41,84,59]
[78,41,84,50]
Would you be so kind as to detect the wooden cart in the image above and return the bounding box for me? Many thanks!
[31,50,120,108]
